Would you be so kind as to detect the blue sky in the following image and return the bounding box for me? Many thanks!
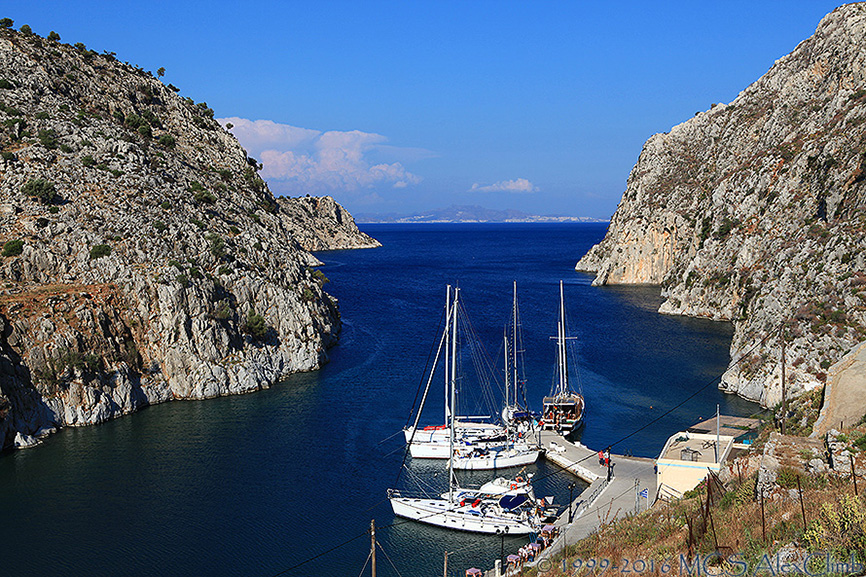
[3,1,847,218]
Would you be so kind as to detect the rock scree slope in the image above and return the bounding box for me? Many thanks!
[577,4,866,409]
[0,26,377,449]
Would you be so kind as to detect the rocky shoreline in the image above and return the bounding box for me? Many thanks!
[577,4,866,410]
[0,26,378,450]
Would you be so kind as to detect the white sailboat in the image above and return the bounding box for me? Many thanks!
[501,281,538,432]
[389,287,545,534]
[451,282,541,470]
[403,285,506,459]
[541,280,585,435]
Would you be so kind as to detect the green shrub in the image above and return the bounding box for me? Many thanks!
[2,239,24,257]
[716,217,740,239]
[125,114,145,130]
[89,244,112,260]
[137,124,152,138]
[189,267,203,280]
[35,111,49,120]
[175,274,189,288]
[1,151,15,162]
[0,78,14,90]
[242,310,268,340]
[81,154,96,167]
[188,181,204,192]
[253,241,263,251]
[229,226,239,235]
[48,206,59,214]
[212,300,232,320]
[194,190,216,204]
[301,287,315,302]
[38,128,57,149]
[153,220,167,232]
[22,178,58,204]
[190,217,206,230]
[776,466,801,489]
[0,18,13,29]
[18,24,31,35]
[218,169,232,181]
[160,200,171,210]
[47,31,60,42]
[206,233,225,258]
[59,144,72,153]
[158,134,175,148]
[109,169,123,177]
[218,265,232,275]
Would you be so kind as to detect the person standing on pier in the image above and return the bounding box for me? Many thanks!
[598,450,604,467]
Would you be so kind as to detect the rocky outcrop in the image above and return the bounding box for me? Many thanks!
[577,4,866,407]
[0,27,377,449]
[277,195,380,251]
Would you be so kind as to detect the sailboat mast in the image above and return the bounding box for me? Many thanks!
[445,285,451,425]
[503,328,509,409]
[512,281,519,406]
[559,280,568,396]
[448,288,459,501]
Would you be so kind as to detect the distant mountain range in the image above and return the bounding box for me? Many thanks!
[355,205,609,223]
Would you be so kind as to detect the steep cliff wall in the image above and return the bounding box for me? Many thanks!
[277,195,381,251]
[0,27,377,449]
[577,4,866,409]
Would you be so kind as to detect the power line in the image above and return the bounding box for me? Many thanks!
[264,321,776,576]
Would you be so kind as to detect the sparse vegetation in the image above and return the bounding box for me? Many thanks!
[241,310,269,340]
[2,239,24,257]
[89,244,112,260]
[21,178,58,204]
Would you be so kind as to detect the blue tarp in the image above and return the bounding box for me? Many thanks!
[499,494,528,511]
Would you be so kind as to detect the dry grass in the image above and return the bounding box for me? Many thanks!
[521,456,866,576]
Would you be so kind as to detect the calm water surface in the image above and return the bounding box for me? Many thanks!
[0,224,759,577]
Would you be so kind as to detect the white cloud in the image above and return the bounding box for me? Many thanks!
[219,117,422,194]
[469,178,539,194]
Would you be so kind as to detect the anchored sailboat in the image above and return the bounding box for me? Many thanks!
[402,286,506,459]
[389,287,546,534]
[541,280,585,435]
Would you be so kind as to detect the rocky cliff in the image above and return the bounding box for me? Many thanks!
[577,4,866,410]
[277,195,381,251]
[0,26,377,449]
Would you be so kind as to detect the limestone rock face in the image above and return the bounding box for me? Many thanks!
[577,5,866,406]
[277,196,381,251]
[0,28,377,449]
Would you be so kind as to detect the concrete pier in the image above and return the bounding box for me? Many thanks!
[485,432,657,576]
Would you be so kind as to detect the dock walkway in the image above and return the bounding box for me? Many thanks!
[485,431,657,576]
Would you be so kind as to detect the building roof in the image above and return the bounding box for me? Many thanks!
[687,415,761,439]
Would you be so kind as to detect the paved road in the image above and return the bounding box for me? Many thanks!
[484,432,658,576]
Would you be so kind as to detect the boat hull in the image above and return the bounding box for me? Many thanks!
[388,496,538,535]
[451,448,541,471]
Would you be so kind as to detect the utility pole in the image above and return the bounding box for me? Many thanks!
[371,519,376,577]
[780,325,787,436]
[443,550,448,577]
[715,404,720,463]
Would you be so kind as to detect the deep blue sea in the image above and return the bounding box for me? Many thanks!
[0,223,759,577]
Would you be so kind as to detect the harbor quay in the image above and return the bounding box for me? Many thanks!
[480,430,657,577]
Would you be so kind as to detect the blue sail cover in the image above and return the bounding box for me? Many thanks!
[499,494,528,511]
